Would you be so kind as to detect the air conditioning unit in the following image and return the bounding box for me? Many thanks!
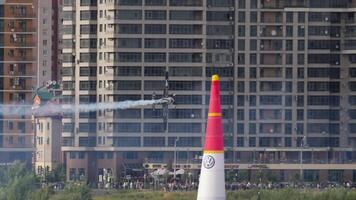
[14,77,19,85]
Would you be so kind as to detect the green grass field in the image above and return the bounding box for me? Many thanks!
[93,188,356,200]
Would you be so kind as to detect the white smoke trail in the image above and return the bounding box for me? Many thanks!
[32,99,166,116]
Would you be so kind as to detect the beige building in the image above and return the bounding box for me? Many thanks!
[34,114,62,175]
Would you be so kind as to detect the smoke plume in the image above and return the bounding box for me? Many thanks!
[2,99,165,116]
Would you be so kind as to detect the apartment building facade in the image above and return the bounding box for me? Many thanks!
[0,0,61,166]
[0,0,37,165]
[62,0,356,183]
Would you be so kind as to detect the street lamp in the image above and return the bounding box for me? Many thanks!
[321,131,330,164]
[173,137,179,181]
[300,136,307,182]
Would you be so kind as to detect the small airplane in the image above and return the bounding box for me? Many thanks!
[152,71,176,132]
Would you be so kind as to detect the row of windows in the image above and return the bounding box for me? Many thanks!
[114,24,203,34]
[235,95,341,107]
[62,94,347,108]
[68,136,343,148]
[63,108,347,122]
[111,123,202,133]
[73,0,351,9]
[63,66,341,79]
[71,122,345,131]
[65,0,206,7]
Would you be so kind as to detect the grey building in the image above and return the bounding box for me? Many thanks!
[62,0,356,183]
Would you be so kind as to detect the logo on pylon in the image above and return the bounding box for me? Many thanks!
[203,155,215,169]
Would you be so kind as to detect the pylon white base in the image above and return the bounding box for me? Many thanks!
[197,152,226,200]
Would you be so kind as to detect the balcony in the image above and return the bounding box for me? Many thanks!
[260,26,283,37]
[260,0,284,9]
[260,54,282,65]
[260,40,283,51]
[261,12,283,23]
[260,68,282,78]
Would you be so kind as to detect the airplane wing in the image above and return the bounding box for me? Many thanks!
[163,71,169,97]
[162,103,168,132]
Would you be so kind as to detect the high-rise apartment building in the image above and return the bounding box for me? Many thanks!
[62,0,356,183]
[0,0,60,166]
[0,0,37,165]
[37,0,61,85]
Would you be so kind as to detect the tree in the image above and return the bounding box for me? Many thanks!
[0,167,38,200]
[51,183,92,200]
[28,187,53,200]
[45,164,66,183]
[237,170,249,182]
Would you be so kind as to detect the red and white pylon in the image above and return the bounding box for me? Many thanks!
[197,74,226,200]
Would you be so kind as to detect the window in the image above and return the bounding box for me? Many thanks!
[115,10,142,20]
[116,38,141,48]
[80,10,97,20]
[207,0,234,7]
[144,52,166,62]
[114,80,141,90]
[169,53,202,63]
[116,24,142,34]
[80,39,97,48]
[113,123,141,133]
[115,109,141,119]
[171,67,202,76]
[168,123,201,133]
[144,66,165,76]
[170,11,202,20]
[260,96,282,105]
[207,11,234,21]
[145,10,166,20]
[144,123,164,132]
[169,25,202,34]
[145,38,166,48]
[80,0,97,6]
[144,137,165,147]
[286,12,293,23]
[145,0,166,6]
[145,24,166,34]
[207,39,233,49]
[80,24,96,34]
[115,66,141,76]
[207,25,234,35]
[170,0,202,6]
[113,137,140,147]
[170,39,202,49]
[115,52,142,62]
[116,0,142,5]
[123,152,138,160]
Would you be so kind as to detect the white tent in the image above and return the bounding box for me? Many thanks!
[169,169,185,175]
[151,168,170,176]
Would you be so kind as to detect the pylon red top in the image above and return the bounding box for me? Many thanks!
[204,75,224,152]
